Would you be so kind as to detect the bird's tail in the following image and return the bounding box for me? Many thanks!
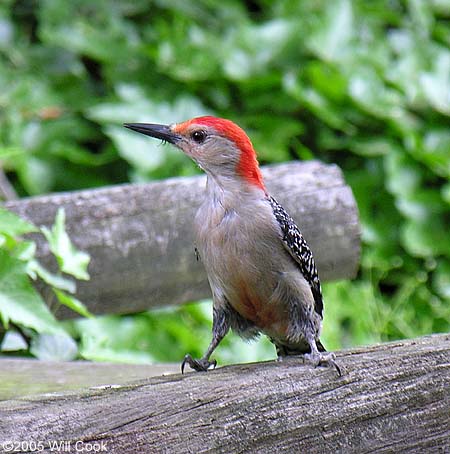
[316,339,326,352]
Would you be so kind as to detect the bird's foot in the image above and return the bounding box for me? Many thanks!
[304,351,342,376]
[181,354,217,374]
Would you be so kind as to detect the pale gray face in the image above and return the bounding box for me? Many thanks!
[172,124,241,175]
[123,122,241,176]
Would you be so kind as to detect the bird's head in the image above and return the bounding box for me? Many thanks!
[124,116,265,191]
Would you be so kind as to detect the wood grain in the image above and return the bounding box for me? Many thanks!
[0,334,448,453]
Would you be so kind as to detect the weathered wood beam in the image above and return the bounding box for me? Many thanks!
[0,334,448,452]
[4,161,360,317]
[0,359,179,401]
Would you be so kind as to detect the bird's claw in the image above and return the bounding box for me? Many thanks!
[181,354,217,373]
[304,351,342,376]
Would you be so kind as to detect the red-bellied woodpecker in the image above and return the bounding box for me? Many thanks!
[124,116,340,375]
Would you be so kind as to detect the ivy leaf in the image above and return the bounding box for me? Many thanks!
[400,219,450,258]
[433,260,450,300]
[30,332,78,361]
[1,330,28,352]
[41,208,90,280]
[0,250,61,333]
[28,260,76,294]
[11,240,36,262]
[53,288,93,318]
[0,207,37,237]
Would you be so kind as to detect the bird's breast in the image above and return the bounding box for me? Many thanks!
[194,196,300,337]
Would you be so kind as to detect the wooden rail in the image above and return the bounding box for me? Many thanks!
[0,334,448,453]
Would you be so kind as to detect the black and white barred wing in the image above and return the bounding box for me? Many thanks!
[267,195,324,318]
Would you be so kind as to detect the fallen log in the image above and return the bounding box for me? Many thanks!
[0,334,448,453]
[4,161,360,317]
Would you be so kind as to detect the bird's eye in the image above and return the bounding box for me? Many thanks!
[191,130,207,144]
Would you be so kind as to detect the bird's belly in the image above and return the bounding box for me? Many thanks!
[201,237,295,337]
[227,275,290,337]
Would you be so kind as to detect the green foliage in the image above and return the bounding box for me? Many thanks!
[0,0,449,363]
[67,302,274,365]
[41,209,90,280]
[0,207,92,360]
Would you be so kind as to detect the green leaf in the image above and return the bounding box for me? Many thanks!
[384,149,423,197]
[0,330,28,352]
[41,208,90,280]
[442,183,450,205]
[418,129,450,178]
[419,49,450,115]
[283,72,354,132]
[79,340,155,364]
[11,240,36,262]
[28,260,76,294]
[87,85,209,125]
[307,0,354,62]
[30,332,78,361]
[395,189,447,221]
[222,19,294,81]
[0,146,26,159]
[400,220,450,257]
[348,67,406,121]
[0,250,61,333]
[0,208,37,237]
[322,281,383,348]
[433,260,450,300]
[49,143,117,167]
[16,156,56,196]
[348,138,393,157]
[53,289,92,318]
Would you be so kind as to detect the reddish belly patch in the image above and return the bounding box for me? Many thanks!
[232,279,289,337]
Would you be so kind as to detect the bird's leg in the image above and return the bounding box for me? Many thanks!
[181,306,230,373]
[274,342,288,361]
[181,337,220,373]
[304,333,342,376]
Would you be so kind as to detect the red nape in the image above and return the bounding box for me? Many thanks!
[184,116,266,191]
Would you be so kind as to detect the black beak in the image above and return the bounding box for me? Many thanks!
[123,123,181,145]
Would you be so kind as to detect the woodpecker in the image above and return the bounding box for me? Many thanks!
[124,117,340,375]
